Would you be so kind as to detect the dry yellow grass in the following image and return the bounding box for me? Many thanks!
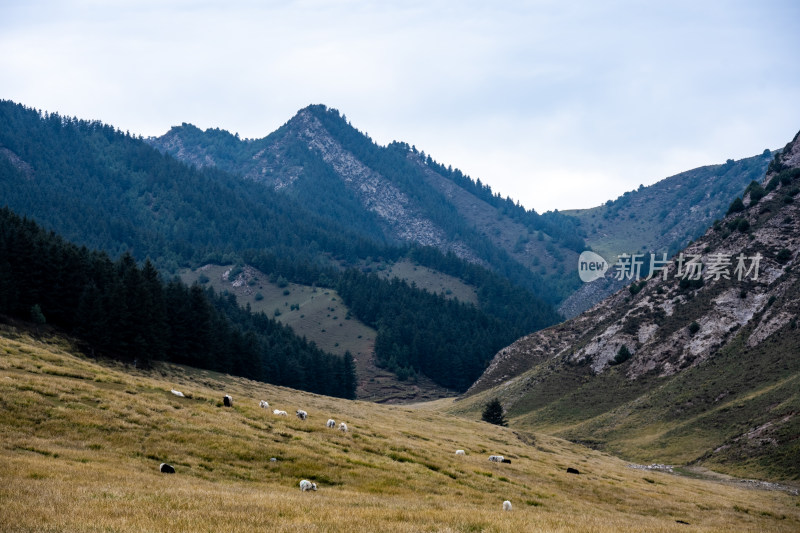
[1,325,798,532]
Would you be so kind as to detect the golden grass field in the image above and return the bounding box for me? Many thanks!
[1,325,798,532]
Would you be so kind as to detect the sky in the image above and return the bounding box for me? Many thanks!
[1,0,799,212]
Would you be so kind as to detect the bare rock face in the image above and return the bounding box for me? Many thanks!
[154,130,217,169]
[269,110,481,262]
[0,146,35,180]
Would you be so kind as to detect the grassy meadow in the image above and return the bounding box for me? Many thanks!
[179,264,461,402]
[1,325,799,532]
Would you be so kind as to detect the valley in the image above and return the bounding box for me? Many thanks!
[1,324,797,532]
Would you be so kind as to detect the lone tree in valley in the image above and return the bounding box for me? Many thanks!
[482,398,508,427]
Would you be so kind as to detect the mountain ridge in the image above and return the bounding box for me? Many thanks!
[456,128,800,482]
[151,104,773,313]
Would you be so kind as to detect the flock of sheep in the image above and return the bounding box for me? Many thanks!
[166,390,514,511]
[256,397,349,432]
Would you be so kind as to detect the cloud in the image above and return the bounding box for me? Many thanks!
[1,0,798,211]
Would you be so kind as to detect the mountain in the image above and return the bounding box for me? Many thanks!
[0,99,558,396]
[151,105,774,314]
[0,206,357,398]
[0,97,778,400]
[456,130,800,482]
[559,153,773,318]
[2,323,798,532]
[149,105,587,304]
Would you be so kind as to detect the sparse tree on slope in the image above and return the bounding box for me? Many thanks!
[482,397,507,427]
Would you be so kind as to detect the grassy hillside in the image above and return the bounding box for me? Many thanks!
[564,153,771,261]
[376,259,479,306]
[179,264,457,403]
[2,324,798,532]
[456,139,800,484]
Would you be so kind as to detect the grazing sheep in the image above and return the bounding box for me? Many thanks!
[326,419,336,429]
[270,458,277,462]
[223,394,233,407]
[159,463,175,474]
[502,458,512,464]
[566,467,580,474]
[170,389,185,398]
[299,479,317,492]
[259,400,269,409]
[488,455,505,463]
[455,450,466,456]
[296,409,308,420]
[273,409,288,416]
[503,500,512,511]
[338,422,348,433]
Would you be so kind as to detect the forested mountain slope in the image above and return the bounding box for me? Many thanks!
[150,105,586,304]
[152,105,772,311]
[456,130,800,482]
[0,207,357,398]
[0,100,559,395]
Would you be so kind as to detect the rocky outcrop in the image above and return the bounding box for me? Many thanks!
[152,130,217,169]
[0,146,34,180]
[469,129,800,393]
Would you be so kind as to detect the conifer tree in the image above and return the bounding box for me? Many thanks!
[482,398,507,427]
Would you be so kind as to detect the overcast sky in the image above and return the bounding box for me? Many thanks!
[2,1,798,212]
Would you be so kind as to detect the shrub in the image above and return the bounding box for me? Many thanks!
[628,281,645,295]
[688,321,700,335]
[30,304,46,325]
[611,345,632,365]
[228,265,243,280]
[727,197,745,215]
[197,273,210,284]
[776,249,792,264]
[737,218,750,232]
[679,277,704,291]
[766,175,779,191]
[254,292,264,301]
[745,181,766,205]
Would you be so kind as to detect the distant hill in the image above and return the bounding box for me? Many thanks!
[560,153,773,317]
[456,130,800,483]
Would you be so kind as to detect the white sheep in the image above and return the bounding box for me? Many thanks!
[259,400,269,409]
[273,409,288,416]
[488,455,504,463]
[455,450,465,456]
[503,500,512,511]
[338,422,348,433]
[326,419,336,429]
[170,389,185,398]
[296,409,308,420]
[299,479,317,492]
